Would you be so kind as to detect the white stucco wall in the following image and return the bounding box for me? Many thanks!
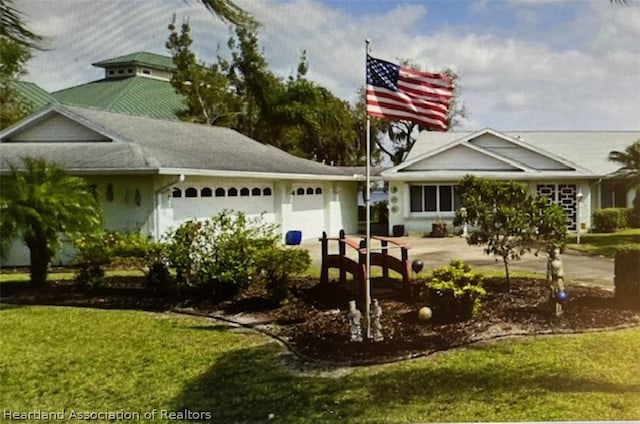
[1,174,360,267]
[387,181,459,236]
[387,179,596,237]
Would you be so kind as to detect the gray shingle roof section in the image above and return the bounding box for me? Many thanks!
[0,105,355,177]
[0,142,153,172]
[406,130,640,177]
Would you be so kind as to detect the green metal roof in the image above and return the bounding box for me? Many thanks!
[52,77,186,121]
[12,81,57,109]
[92,52,175,71]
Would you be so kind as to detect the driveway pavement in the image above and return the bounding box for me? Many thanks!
[299,235,614,288]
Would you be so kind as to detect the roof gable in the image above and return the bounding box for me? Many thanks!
[402,144,524,172]
[385,129,589,177]
[467,132,574,171]
[0,104,124,143]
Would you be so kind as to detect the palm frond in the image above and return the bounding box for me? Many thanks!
[188,0,253,27]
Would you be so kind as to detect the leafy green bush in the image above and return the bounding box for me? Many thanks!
[254,246,311,304]
[73,231,172,291]
[166,211,296,299]
[420,259,486,323]
[592,208,632,233]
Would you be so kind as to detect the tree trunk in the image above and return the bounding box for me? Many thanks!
[27,235,50,287]
[503,256,511,290]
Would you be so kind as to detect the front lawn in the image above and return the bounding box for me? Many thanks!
[567,228,640,258]
[1,305,639,423]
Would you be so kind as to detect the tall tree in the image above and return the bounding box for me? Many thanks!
[0,158,102,286]
[166,16,239,126]
[277,74,361,165]
[226,18,283,143]
[0,36,34,129]
[609,140,640,227]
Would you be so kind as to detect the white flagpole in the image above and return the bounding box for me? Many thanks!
[364,38,372,340]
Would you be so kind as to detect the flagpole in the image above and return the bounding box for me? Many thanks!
[364,38,372,340]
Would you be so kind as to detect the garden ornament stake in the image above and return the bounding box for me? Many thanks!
[347,300,363,342]
[547,248,566,317]
[370,299,383,342]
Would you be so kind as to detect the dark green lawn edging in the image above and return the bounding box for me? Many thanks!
[1,305,640,423]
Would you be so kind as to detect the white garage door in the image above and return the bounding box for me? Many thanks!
[171,184,275,225]
[289,185,325,241]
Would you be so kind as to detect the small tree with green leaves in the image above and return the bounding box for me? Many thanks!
[0,157,102,286]
[454,175,567,287]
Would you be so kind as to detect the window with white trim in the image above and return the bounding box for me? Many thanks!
[409,184,461,213]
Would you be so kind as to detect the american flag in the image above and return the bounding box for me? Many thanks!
[366,55,454,131]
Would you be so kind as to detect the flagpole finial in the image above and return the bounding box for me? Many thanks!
[365,38,370,44]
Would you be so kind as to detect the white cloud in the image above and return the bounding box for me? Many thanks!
[17,0,640,131]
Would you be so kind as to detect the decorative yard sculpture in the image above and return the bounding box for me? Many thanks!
[347,300,363,342]
[418,306,432,321]
[547,247,566,316]
[411,259,424,274]
[370,299,384,342]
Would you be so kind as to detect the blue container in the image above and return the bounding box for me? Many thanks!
[285,230,302,246]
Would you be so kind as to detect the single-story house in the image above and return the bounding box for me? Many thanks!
[382,128,640,235]
[0,103,362,266]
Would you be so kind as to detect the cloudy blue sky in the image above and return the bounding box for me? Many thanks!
[18,0,640,131]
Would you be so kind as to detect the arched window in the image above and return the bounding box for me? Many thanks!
[172,188,182,198]
[240,187,250,197]
[201,187,212,197]
[306,187,314,195]
[215,188,225,197]
[252,187,261,196]
[315,187,323,195]
[297,188,305,195]
[228,187,238,197]
[185,187,198,198]
[263,187,272,196]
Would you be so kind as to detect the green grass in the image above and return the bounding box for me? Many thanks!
[0,268,145,284]
[1,305,639,423]
[567,228,640,258]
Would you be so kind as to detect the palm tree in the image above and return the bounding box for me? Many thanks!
[608,140,640,226]
[0,0,47,49]
[0,157,102,286]
[197,0,252,27]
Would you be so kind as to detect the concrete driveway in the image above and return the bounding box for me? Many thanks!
[300,235,614,288]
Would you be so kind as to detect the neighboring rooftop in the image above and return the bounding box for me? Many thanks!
[53,77,185,121]
[92,51,175,72]
[49,51,185,120]
[404,130,640,176]
[11,81,57,109]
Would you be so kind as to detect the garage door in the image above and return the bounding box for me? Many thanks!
[289,185,325,240]
[171,184,275,224]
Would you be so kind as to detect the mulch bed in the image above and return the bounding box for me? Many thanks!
[2,275,639,366]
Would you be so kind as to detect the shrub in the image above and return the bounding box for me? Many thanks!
[166,211,288,299]
[420,259,486,323]
[73,231,172,291]
[592,208,632,233]
[254,246,311,304]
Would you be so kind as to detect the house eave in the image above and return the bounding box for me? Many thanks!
[381,171,598,182]
[158,168,375,182]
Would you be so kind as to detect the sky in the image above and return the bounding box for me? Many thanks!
[17,0,640,131]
